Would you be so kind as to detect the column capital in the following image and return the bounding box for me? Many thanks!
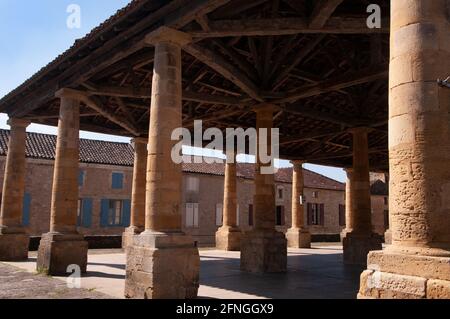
[348,127,373,135]
[131,137,148,145]
[252,103,278,115]
[344,167,354,174]
[7,118,30,129]
[290,160,306,167]
[145,26,192,47]
[55,88,84,100]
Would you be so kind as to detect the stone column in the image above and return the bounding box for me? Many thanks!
[216,152,241,251]
[122,138,147,248]
[359,0,450,299]
[0,118,31,261]
[37,89,88,275]
[342,128,382,265]
[241,104,287,273]
[286,160,311,248]
[340,168,354,240]
[125,27,199,299]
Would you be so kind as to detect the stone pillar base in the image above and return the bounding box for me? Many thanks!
[358,250,450,299]
[37,232,88,275]
[0,231,29,261]
[240,230,287,273]
[122,226,143,249]
[215,226,241,251]
[343,232,382,266]
[286,228,311,248]
[125,231,200,299]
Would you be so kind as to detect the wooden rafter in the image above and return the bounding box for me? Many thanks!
[276,64,389,103]
[85,85,246,106]
[189,17,390,38]
[184,44,264,101]
[309,0,344,29]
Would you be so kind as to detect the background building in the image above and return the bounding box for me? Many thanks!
[0,129,388,248]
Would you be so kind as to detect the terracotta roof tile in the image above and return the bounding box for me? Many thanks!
[0,129,345,191]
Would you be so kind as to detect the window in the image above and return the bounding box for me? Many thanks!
[312,191,319,199]
[248,204,254,226]
[277,186,284,200]
[22,193,31,226]
[78,170,86,187]
[276,206,285,226]
[100,199,131,227]
[186,176,200,193]
[186,203,199,228]
[216,203,223,226]
[307,203,325,226]
[339,204,346,227]
[77,198,93,228]
[112,172,124,189]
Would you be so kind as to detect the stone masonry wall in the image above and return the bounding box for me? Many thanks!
[0,156,387,246]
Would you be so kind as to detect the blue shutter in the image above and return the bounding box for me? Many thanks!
[100,199,110,227]
[82,198,93,228]
[22,193,31,226]
[78,170,85,187]
[112,173,124,189]
[122,199,131,227]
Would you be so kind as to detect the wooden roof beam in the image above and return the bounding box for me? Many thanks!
[84,84,247,106]
[276,64,389,104]
[184,44,264,102]
[59,89,141,136]
[189,16,390,38]
[309,0,344,29]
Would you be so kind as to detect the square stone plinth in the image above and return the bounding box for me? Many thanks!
[359,250,450,299]
[0,233,30,261]
[37,233,88,275]
[216,227,241,251]
[122,227,143,249]
[286,228,311,248]
[125,231,200,299]
[343,232,382,266]
[240,230,287,273]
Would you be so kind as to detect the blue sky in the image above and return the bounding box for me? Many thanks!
[0,0,346,183]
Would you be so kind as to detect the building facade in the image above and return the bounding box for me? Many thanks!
[0,129,388,247]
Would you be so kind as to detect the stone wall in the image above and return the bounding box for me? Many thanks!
[0,156,388,247]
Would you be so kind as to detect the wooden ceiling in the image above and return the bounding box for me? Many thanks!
[0,0,391,170]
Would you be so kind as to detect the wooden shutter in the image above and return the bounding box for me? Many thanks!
[100,199,110,227]
[307,203,312,225]
[82,198,93,228]
[22,193,31,226]
[320,204,325,226]
[112,173,124,189]
[122,199,131,227]
[236,204,240,227]
[78,170,85,187]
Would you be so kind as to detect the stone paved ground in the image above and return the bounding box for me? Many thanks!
[3,244,363,299]
[0,262,112,299]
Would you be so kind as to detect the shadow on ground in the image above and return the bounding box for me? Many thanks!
[199,251,363,299]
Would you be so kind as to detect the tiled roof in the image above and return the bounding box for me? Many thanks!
[0,129,345,191]
[0,129,134,166]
